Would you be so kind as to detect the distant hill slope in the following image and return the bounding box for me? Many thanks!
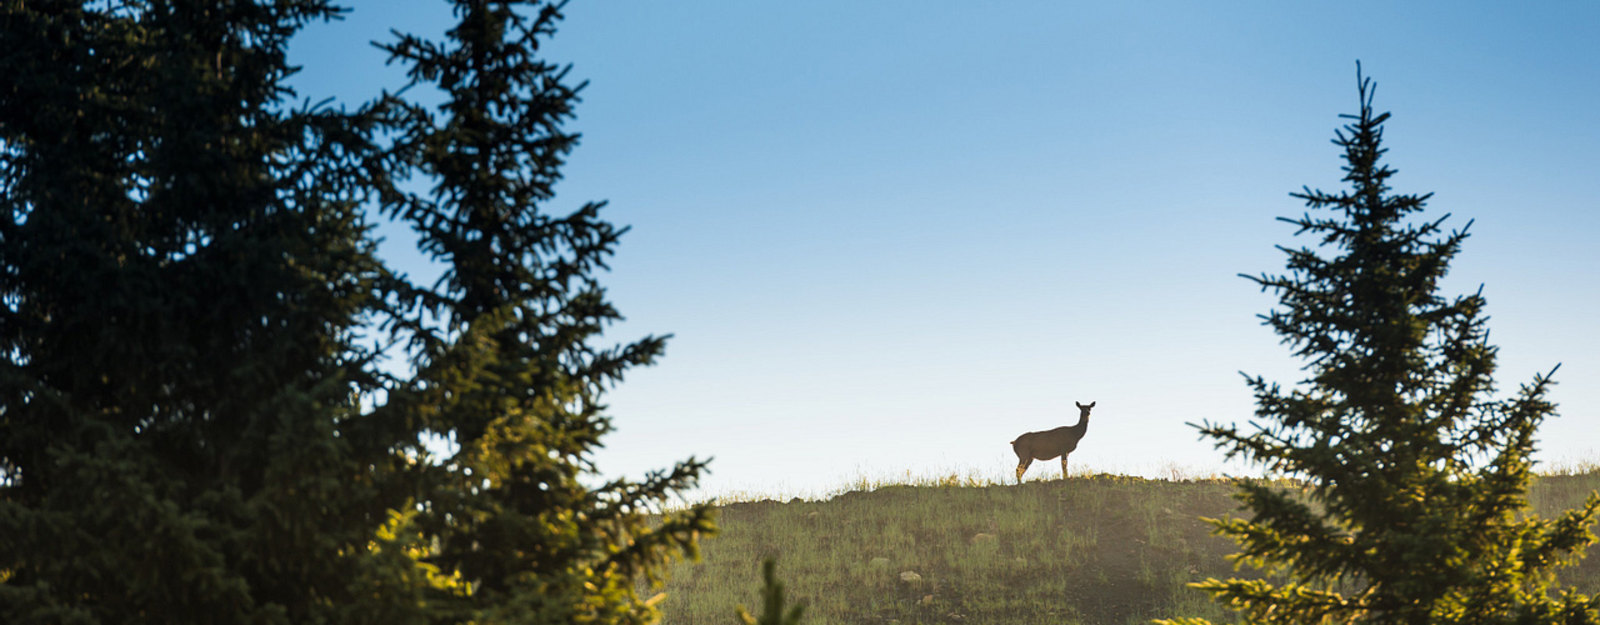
[658,472,1600,625]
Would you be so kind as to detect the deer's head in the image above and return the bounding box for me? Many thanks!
[1074,401,1096,417]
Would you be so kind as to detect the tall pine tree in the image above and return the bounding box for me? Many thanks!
[1161,66,1600,625]
[371,1,715,623]
[1,1,714,624]
[0,2,418,623]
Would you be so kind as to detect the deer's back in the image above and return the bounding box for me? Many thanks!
[1011,425,1084,460]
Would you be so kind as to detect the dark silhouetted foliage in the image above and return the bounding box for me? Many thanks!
[1161,65,1600,625]
[371,1,714,623]
[0,1,710,623]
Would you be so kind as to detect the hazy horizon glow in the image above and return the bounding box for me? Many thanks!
[288,1,1600,500]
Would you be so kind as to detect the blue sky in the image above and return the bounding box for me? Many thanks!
[289,1,1600,499]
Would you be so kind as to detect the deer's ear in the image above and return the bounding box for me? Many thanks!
[1087,401,1096,408]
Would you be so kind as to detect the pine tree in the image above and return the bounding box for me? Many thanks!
[1,1,714,624]
[1160,65,1600,625]
[0,2,417,623]
[372,1,715,623]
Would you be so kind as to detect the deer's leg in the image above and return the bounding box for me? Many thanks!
[1060,455,1069,479]
[1015,458,1033,483]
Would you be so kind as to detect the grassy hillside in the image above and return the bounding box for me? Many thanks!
[656,471,1600,625]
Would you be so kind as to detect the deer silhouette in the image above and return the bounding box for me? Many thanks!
[1010,401,1095,483]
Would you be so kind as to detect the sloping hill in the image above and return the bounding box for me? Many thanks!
[657,472,1600,625]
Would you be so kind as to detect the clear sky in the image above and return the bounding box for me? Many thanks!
[287,1,1600,500]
